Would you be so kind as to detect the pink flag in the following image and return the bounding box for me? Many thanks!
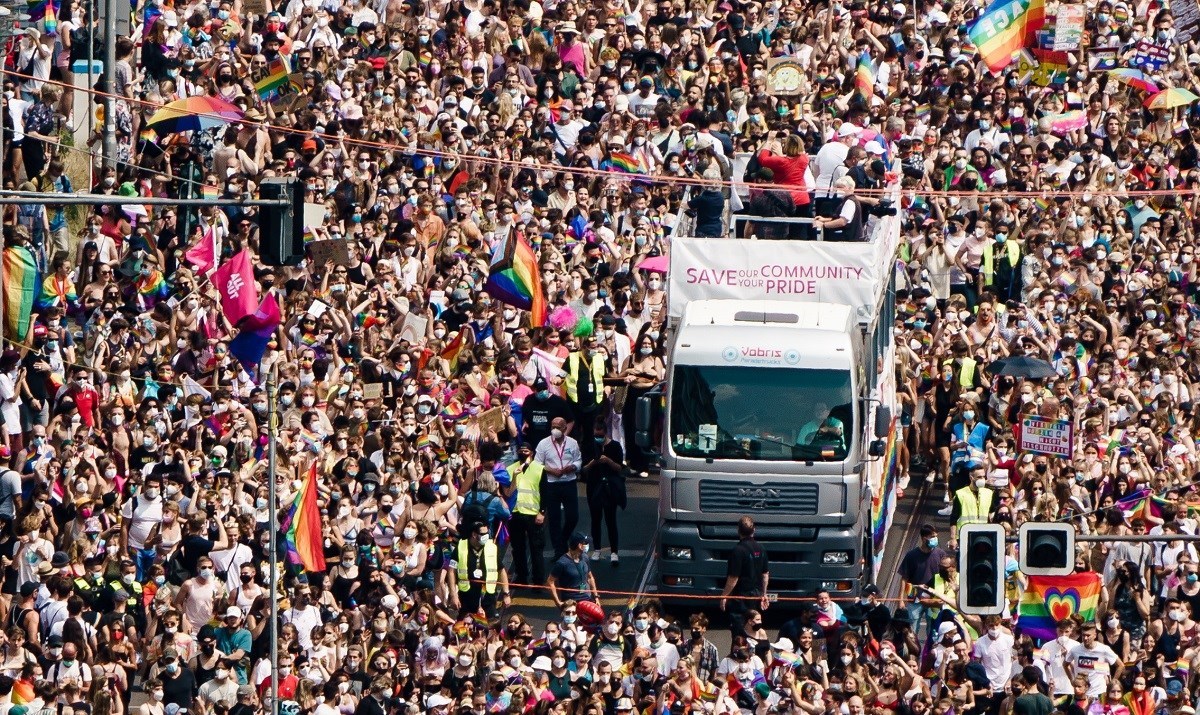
[184,227,217,274]
[212,249,258,325]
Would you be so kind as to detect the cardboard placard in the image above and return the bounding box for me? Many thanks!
[1053,4,1085,50]
[1176,0,1200,44]
[242,0,268,15]
[399,312,428,343]
[1019,416,1074,458]
[308,238,350,266]
[476,407,505,435]
[362,383,383,400]
[1087,48,1118,71]
[1130,40,1170,70]
[303,202,326,230]
[765,57,805,96]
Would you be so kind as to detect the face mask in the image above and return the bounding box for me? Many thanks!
[927,537,938,548]
[963,410,975,421]
[403,527,418,539]
[200,568,214,580]
[459,655,473,667]
[551,428,564,440]
[605,623,620,636]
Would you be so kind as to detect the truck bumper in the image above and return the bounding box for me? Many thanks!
[656,520,864,600]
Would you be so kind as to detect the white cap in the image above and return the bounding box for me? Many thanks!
[837,123,861,138]
[381,593,400,610]
[929,9,950,24]
[892,2,906,13]
[531,656,553,671]
[770,638,795,652]
[937,621,958,636]
[865,140,886,155]
[224,606,242,619]
[426,694,452,709]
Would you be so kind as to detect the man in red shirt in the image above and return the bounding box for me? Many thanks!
[258,652,299,699]
[65,368,101,429]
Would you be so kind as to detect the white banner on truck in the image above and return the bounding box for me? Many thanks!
[668,238,886,318]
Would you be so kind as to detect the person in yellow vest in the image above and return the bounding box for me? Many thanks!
[563,336,607,440]
[978,230,1023,304]
[948,467,997,551]
[507,443,547,590]
[449,521,510,618]
[919,554,960,619]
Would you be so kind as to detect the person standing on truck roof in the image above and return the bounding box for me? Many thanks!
[720,516,770,636]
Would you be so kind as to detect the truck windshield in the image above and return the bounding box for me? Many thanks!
[670,365,853,461]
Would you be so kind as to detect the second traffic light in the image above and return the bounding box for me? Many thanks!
[1019,523,1075,576]
[259,177,305,267]
[958,524,1006,616]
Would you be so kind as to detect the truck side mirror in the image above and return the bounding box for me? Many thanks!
[874,405,892,440]
[635,386,663,450]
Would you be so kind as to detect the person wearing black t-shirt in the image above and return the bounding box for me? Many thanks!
[720,517,770,635]
[583,417,625,565]
[522,376,573,447]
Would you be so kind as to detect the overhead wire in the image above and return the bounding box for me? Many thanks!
[11,68,1200,201]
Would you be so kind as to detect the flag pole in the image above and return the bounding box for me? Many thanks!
[267,363,279,715]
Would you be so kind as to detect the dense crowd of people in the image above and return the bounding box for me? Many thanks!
[1,0,1200,714]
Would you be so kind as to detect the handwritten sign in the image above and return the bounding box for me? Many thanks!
[476,407,505,435]
[1130,40,1170,70]
[1176,0,1200,43]
[1054,4,1085,50]
[1020,416,1074,458]
[363,383,383,400]
[308,238,350,266]
[399,312,428,344]
[765,57,805,96]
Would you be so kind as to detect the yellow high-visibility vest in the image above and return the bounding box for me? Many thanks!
[564,353,605,405]
[510,460,545,516]
[955,486,993,527]
[456,540,498,594]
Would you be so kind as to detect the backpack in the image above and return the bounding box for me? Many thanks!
[459,488,495,534]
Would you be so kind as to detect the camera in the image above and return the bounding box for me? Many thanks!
[869,199,897,217]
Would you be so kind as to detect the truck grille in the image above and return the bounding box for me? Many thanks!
[698,481,819,514]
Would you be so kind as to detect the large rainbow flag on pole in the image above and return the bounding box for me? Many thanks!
[967,0,1046,73]
[281,461,326,572]
[855,54,875,101]
[2,246,38,342]
[484,233,547,326]
[1017,573,1101,642]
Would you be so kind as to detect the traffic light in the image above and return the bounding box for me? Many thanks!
[958,524,1006,616]
[259,177,304,267]
[1019,522,1075,576]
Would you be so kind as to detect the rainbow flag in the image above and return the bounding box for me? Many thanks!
[697,685,718,704]
[855,54,875,101]
[968,0,1046,73]
[3,246,38,342]
[36,274,76,311]
[1045,109,1087,135]
[281,461,327,572]
[819,87,839,104]
[1034,197,1051,211]
[452,621,471,640]
[773,651,802,667]
[1056,271,1077,294]
[1117,489,1171,523]
[10,679,34,705]
[441,329,467,373]
[914,104,931,120]
[27,0,57,21]
[142,1,161,37]
[40,0,56,33]
[484,233,547,327]
[603,151,643,174]
[1017,572,1101,642]
[255,56,291,98]
[201,185,219,200]
[354,313,381,330]
[136,269,170,298]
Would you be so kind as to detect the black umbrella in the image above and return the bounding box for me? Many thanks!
[986,355,1058,379]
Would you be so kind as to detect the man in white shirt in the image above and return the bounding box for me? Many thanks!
[1039,619,1081,697]
[209,520,254,593]
[281,582,322,650]
[814,123,858,210]
[535,417,583,559]
[1066,623,1123,697]
[972,616,1015,713]
[626,78,661,119]
[120,476,164,556]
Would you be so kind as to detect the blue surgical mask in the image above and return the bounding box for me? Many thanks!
[927,537,939,549]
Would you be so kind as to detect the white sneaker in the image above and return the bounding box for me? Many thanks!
[611,552,620,565]
[590,549,602,562]
[925,473,935,483]
[937,504,953,517]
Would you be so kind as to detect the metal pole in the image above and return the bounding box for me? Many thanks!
[0,190,290,207]
[87,0,94,162]
[101,0,114,170]
[266,367,279,715]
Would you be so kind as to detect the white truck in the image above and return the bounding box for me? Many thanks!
[636,208,903,599]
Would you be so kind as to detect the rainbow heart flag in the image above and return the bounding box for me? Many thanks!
[1018,572,1101,642]
[968,0,1046,73]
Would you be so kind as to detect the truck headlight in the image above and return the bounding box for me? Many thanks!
[822,551,851,565]
[665,546,693,560]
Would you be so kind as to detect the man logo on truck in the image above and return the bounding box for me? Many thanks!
[738,488,782,509]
